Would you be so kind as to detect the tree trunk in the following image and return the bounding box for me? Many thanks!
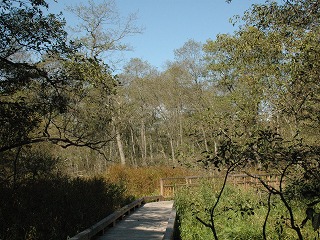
[160,144,167,159]
[109,138,115,160]
[202,126,209,152]
[130,127,137,167]
[149,140,154,164]
[170,137,176,166]
[214,141,218,156]
[116,128,126,165]
[13,147,22,189]
[179,109,183,145]
[141,119,147,166]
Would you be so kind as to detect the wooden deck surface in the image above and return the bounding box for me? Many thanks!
[97,201,174,240]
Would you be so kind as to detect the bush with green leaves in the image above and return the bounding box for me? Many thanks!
[175,181,319,240]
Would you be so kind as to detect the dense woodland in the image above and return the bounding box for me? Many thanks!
[0,0,320,239]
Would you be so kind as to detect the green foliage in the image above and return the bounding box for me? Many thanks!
[193,125,320,239]
[1,1,319,238]
[0,0,119,161]
[0,102,40,151]
[203,0,320,143]
[63,55,117,94]
[0,0,69,153]
[0,0,68,58]
[0,176,132,240]
[0,146,60,186]
[175,182,318,240]
[301,207,320,232]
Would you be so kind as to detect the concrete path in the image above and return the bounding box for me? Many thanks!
[97,201,174,240]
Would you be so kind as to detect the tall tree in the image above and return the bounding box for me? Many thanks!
[204,27,282,135]
[0,0,71,153]
[67,0,142,65]
[0,0,119,184]
[174,39,207,86]
[241,0,320,140]
[66,0,143,165]
[119,58,159,165]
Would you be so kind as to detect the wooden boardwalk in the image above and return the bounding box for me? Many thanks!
[97,201,174,240]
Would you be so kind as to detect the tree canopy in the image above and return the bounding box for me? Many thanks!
[1,0,319,177]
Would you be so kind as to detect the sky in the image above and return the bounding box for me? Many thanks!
[47,0,268,71]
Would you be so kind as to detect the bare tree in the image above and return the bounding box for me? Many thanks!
[67,0,143,64]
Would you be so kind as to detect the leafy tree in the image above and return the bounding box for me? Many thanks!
[159,41,215,165]
[245,130,320,239]
[205,2,319,141]
[241,0,320,141]
[196,0,320,239]
[0,3,133,239]
[196,130,249,240]
[197,128,320,240]
[173,39,207,86]
[119,58,160,165]
[65,0,143,166]
[0,0,120,184]
[0,0,70,153]
[204,27,282,135]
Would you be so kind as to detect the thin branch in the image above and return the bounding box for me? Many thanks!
[245,164,304,240]
[279,164,303,240]
[195,216,212,228]
[245,172,279,194]
[0,136,111,157]
[263,193,272,240]
[196,160,245,240]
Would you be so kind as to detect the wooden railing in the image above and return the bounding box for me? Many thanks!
[162,205,177,240]
[160,173,281,198]
[160,176,204,198]
[69,195,164,240]
[228,173,281,188]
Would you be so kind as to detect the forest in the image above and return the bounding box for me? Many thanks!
[0,0,319,239]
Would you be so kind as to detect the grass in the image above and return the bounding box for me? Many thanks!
[174,179,318,240]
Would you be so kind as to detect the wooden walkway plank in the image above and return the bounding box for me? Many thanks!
[97,201,174,240]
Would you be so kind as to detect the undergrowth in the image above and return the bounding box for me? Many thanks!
[0,176,133,240]
[175,180,318,240]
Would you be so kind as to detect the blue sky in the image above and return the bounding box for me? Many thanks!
[48,0,269,70]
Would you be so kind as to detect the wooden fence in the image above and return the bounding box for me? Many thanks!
[160,173,281,198]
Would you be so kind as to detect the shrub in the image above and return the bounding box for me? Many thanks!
[105,164,198,197]
[0,176,133,240]
[174,181,318,240]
